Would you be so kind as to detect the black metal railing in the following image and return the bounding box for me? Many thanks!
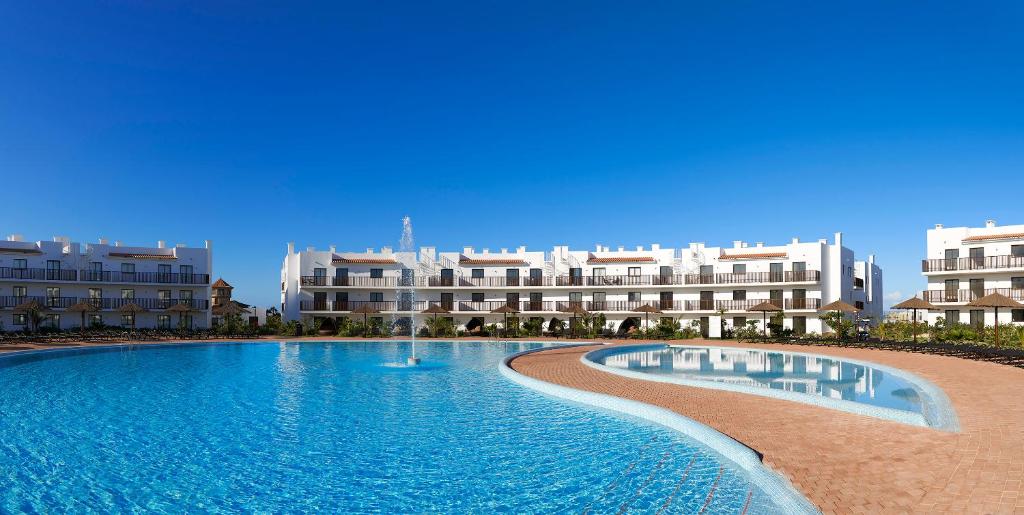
[922,288,1024,303]
[922,255,1024,272]
[0,267,78,281]
[684,271,820,285]
[80,271,210,284]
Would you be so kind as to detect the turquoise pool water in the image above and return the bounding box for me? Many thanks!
[0,341,801,512]
[588,344,958,430]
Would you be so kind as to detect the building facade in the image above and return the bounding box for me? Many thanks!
[281,233,881,336]
[0,235,212,330]
[920,220,1024,327]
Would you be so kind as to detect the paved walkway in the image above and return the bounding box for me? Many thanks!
[510,340,1024,514]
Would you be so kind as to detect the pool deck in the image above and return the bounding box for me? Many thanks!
[2,336,1022,512]
[510,340,1024,514]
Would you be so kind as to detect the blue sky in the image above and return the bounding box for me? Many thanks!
[1,1,1022,308]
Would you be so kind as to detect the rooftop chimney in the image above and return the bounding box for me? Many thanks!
[306,246,315,253]
[463,246,474,254]
[517,246,526,253]
[114,241,122,247]
[204,240,211,250]
[636,245,643,252]
[499,248,507,253]
[7,234,23,242]
[651,243,660,251]
[986,219,996,228]
[288,242,295,254]
[482,248,489,254]
[733,240,743,249]
[834,231,843,246]
[366,248,374,254]
[791,237,799,244]
[935,224,944,229]
[329,245,336,253]
[755,242,764,247]
[618,246,624,252]
[99,237,108,245]
[176,243,186,248]
[381,246,392,254]
[596,244,603,252]
[157,240,166,248]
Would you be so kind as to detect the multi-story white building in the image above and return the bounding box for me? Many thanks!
[281,232,881,336]
[919,220,1024,327]
[0,235,212,330]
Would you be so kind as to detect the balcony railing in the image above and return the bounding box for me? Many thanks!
[0,296,208,310]
[553,274,684,287]
[922,255,1024,273]
[0,267,78,281]
[80,271,210,285]
[785,298,821,310]
[299,300,421,312]
[922,288,1024,303]
[300,276,414,288]
[519,300,554,312]
[684,271,821,285]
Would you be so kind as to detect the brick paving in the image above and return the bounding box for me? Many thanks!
[510,340,1024,514]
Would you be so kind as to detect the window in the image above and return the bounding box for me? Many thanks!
[944,249,959,270]
[13,286,26,298]
[158,264,171,280]
[770,289,784,306]
[627,267,640,276]
[733,316,746,328]
[157,315,171,329]
[1012,277,1024,290]
[313,267,326,277]
[944,310,960,324]
[46,260,60,279]
[699,265,713,280]
[628,291,641,302]
[158,290,171,308]
[440,293,454,310]
[1012,309,1024,322]
[970,310,985,329]
[13,314,26,326]
[944,279,959,302]
[46,287,60,307]
[121,263,135,274]
[13,259,26,269]
[1013,245,1024,258]
[506,292,519,306]
[592,292,606,310]
[793,316,806,335]
[855,301,865,310]
[89,288,102,299]
[89,314,102,327]
[471,292,484,303]
[732,264,746,275]
[568,292,583,307]
[121,289,135,299]
[43,314,59,329]
[179,290,193,302]
[733,290,746,301]
[179,265,193,277]
[592,267,606,277]
[121,314,135,327]
[369,292,384,302]
[370,269,384,279]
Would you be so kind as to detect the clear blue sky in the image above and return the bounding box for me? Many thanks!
[2,1,1022,308]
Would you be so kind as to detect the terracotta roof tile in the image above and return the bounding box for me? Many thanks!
[719,252,788,260]
[586,254,656,264]
[459,255,528,265]
[212,278,232,288]
[332,254,398,265]
[108,252,176,260]
[962,232,1024,242]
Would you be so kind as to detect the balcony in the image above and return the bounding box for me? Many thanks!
[80,271,210,285]
[922,255,1024,273]
[300,276,411,288]
[0,267,78,281]
[684,271,821,285]
[300,300,421,312]
[554,274,684,287]
[785,298,822,310]
[0,296,208,310]
[922,288,1024,304]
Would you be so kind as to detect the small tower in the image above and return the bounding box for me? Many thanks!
[211,278,233,308]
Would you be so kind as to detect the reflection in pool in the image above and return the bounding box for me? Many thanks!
[588,345,958,431]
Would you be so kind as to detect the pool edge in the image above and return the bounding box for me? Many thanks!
[500,346,820,515]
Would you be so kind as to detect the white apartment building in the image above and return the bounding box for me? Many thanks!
[281,232,881,336]
[920,220,1024,327]
[0,235,213,331]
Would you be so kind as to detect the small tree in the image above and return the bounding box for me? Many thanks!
[819,311,854,341]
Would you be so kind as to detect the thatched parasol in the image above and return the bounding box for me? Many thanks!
[213,302,248,317]
[350,304,381,336]
[818,300,860,341]
[67,300,99,332]
[491,304,520,337]
[747,301,783,339]
[14,299,46,333]
[421,304,450,337]
[891,296,938,343]
[559,304,589,338]
[166,302,194,330]
[633,304,662,339]
[966,293,1023,348]
[118,302,146,331]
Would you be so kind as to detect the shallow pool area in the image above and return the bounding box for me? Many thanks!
[586,344,958,431]
[0,341,812,512]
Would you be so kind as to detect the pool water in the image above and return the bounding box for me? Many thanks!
[0,341,797,512]
[591,345,956,430]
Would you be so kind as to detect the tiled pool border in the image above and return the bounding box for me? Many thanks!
[582,343,960,432]
[500,345,820,515]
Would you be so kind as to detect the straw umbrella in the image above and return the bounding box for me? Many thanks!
[633,304,662,339]
[558,305,589,338]
[747,301,782,340]
[66,300,99,333]
[891,296,938,343]
[14,299,46,333]
[421,304,450,337]
[118,302,147,332]
[213,302,248,317]
[166,302,194,331]
[491,304,520,337]
[966,292,1023,348]
[818,300,860,342]
[350,304,381,337]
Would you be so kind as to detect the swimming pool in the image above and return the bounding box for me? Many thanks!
[0,341,813,513]
[586,344,958,431]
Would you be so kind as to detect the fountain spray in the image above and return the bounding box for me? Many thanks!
[399,216,420,365]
